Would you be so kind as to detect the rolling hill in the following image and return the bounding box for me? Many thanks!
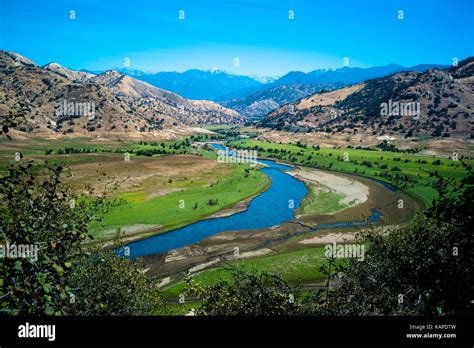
[219,83,344,120]
[0,51,245,136]
[44,62,95,83]
[261,58,473,139]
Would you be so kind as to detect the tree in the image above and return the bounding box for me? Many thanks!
[1,109,22,141]
[0,162,108,315]
[184,269,303,315]
[0,162,165,315]
[65,248,164,315]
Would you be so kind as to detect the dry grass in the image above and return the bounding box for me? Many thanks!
[296,84,364,109]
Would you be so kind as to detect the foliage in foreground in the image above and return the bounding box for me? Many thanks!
[184,268,303,315]
[64,249,164,315]
[0,162,164,315]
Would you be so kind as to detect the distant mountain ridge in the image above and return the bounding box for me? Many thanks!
[219,82,345,120]
[116,68,264,101]
[274,63,448,86]
[79,63,449,121]
[217,63,449,119]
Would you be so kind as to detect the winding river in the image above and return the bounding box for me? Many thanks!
[122,144,307,258]
[122,143,384,258]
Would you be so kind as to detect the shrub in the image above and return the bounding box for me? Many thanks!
[184,269,303,315]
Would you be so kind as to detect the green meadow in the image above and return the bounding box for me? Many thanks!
[90,163,269,239]
[229,139,473,206]
[299,187,347,216]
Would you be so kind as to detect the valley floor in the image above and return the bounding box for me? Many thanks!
[152,161,421,307]
[1,130,471,315]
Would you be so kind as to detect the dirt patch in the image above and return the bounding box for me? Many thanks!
[145,188,183,200]
[299,224,398,245]
[189,258,221,273]
[238,248,273,258]
[297,84,364,109]
[157,277,172,288]
[97,223,162,239]
[299,232,357,245]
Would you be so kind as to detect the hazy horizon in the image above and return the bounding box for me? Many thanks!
[1,0,472,76]
[7,50,464,80]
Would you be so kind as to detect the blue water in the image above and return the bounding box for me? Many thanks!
[121,144,308,258]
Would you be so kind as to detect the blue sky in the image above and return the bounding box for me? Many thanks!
[0,0,472,76]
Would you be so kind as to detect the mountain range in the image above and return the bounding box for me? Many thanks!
[0,51,244,136]
[114,68,264,101]
[273,63,449,86]
[102,63,447,105]
[1,50,471,139]
[261,58,473,139]
[217,63,449,119]
[218,82,346,120]
[105,63,448,120]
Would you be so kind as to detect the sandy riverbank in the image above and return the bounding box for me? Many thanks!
[290,166,369,207]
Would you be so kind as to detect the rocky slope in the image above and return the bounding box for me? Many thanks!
[0,51,245,135]
[261,58,474,139]
[91,69,245,125]
[220,83,344,120]
[44,62,95,83]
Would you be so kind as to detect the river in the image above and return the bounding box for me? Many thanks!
[121,143,308,257]
[121,143,384,258]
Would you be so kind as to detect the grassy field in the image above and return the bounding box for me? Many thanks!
[299,186,347,216]
[229,139,473,206]
[0,136,194,167]
[162,245,345,298]
[90,162,269,240]
[199,125,238,131]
